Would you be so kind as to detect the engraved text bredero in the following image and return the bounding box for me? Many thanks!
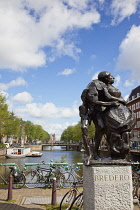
[94,174,130,181]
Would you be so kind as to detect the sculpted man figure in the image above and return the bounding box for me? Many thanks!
[79,71,136,165]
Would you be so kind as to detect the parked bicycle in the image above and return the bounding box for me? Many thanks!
[63,163,83,187]
[69,192,83,210]
[60,182,82,209]
[131,162,140,207]
[0,165,26,189]
[25,163,65,188]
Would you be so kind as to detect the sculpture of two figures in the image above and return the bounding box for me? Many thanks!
[79,71,136,165]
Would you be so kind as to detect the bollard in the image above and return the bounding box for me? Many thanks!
[51,177,56,206]
[7,174,12,201]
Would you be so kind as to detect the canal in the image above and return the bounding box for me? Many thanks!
[0,146,84,169]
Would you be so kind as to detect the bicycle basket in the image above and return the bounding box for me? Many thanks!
[13,171,23,182]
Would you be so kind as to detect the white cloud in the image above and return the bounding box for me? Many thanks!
[124,94,129,101]
[92,71,99,80]
[110,0,140,25]
[124,80,134,87]
[116,25,140,82]
[0,90,9,98]
[0,0,100,71]
[29,119,76,140]
[15,101,79,119]
[114,75,120,87]
[11,100,79,140]
[12,92,33,104]
[0,77,27,91]
[43,121,71,140]
[58,68,76,76]
[53,39,82,60]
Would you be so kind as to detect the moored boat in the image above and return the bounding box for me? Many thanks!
[6,147,31,159]
[26,151,43,157]
[61,146,66,149]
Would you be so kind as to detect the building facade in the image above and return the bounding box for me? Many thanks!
[126,85,140,149]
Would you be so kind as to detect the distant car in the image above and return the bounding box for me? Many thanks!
[24,143,30,145]
[11,143,21,147]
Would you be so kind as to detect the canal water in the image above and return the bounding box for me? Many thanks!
[0,146,84,170]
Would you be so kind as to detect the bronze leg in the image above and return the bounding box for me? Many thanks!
[81,119,92,165]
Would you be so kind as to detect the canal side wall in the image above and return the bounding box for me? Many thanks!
[0,148,6,156]
[24,145,42,151]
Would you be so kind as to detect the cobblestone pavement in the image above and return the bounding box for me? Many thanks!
[0,188,68,210]
[0,188,139,210]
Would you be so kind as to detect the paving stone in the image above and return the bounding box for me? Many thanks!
[23,196,63,205]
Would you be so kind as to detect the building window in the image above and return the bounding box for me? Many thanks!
[137,121,140,128]
[137,92,140,97]
[134,104,136,110]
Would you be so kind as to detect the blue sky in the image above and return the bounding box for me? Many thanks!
[0,0,140,140]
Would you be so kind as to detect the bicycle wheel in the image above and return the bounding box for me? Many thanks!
[12,174,26,189]
[74,174,83,187]
[137,187,140,207]
[63,172,75,188]
[25,171,39,188]
[133,184,138,199]
[132,171,139,188]
[55,173,65,189]
[69,192,83,210]
[60,189,77,210]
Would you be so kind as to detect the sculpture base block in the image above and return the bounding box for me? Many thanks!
[83,162,133,210]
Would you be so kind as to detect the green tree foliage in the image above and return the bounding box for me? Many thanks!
[0,93,12,141]
[60,121,95,142]
[5,111,21,137]
[24,120,36,141]
[0,92,50,143]
[33,124,50,141]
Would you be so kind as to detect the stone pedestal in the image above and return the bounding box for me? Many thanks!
[83,161,133,210]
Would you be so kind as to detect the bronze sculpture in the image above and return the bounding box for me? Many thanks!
[79,71,136,165]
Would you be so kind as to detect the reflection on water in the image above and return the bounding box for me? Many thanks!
[0,146,84,170]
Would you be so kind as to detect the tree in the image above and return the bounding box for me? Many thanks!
[60,121,95,142]
[4,112,20,137]
[0,92,50,143]
[69,122,82,141]
[0,93,11,142]
[33,125,50,141]
[24,121,35,141]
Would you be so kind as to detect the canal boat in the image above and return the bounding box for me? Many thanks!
[6,147,31,159]
[61,146,66,149]
[26,151,43,157]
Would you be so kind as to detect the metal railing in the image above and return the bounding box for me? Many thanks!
[0,161,83,185]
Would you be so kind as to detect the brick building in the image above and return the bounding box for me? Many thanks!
[126,85,140,149]
[49,133,56,143]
